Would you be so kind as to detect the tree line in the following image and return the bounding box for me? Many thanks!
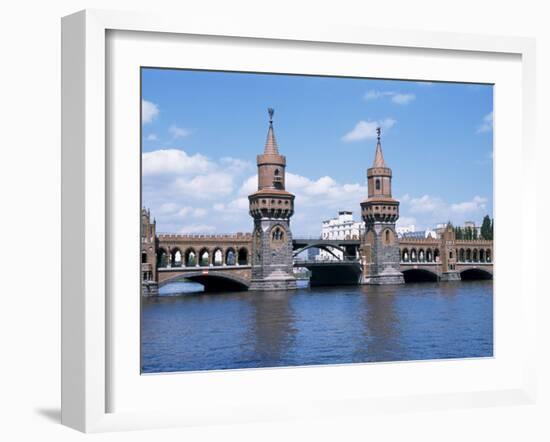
[454,215,493,240]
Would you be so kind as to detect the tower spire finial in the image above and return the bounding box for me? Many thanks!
[263,107,279,155]
[372,127,386,168]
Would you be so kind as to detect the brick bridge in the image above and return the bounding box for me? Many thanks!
[141,218,493,295]
[140,110,493,295]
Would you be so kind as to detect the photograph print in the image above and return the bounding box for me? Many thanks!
[140,69,494,374]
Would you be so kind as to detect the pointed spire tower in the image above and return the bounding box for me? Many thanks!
[248,108,296,291]
[360,128,404,285]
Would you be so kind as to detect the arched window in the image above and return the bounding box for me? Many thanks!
[272,227,284,241]
[213,249,223,266]
[199,249,209,266]
[238,248,248,265]
[225,248,236,266]
[185,249,196,267]
[385,230,390,243]
[375,179,381,190]
[157,248,168,267]
[171,249,182,267]
[273,168,283,189]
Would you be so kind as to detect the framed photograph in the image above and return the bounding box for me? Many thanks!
[61,9,537,432]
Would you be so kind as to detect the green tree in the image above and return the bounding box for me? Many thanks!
[480,215,492,240]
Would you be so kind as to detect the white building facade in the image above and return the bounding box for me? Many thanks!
[319,211,364,260]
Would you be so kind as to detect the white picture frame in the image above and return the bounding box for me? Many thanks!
[61,9,537,433]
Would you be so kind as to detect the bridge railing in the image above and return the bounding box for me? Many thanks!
[294,256,359,264]
[292,235,363,241]
[157,232,252,239]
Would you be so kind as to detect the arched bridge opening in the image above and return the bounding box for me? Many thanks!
[293,243,347,260]
[460,268,493,281]
[159,272,250,292]
[402,268,439,283]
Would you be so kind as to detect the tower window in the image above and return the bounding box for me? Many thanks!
[375,179,381,190]
[273,168,283,189]
[272,227,284,242]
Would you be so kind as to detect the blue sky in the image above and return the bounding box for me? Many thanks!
[141,68,493,235]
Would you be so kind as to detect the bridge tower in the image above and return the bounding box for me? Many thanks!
[248,108,297,291]
[360,128,405,284]
[141,207,159,296]
[439,222,461,281]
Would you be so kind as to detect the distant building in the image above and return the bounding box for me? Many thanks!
[396,224,416,237]
[307,247,319,261]
[320,211,364,260]
[401,231,425,239]
[321,211,364,240]
[397,224,437,239]
[464,220,482,236]
[436,221,481,238]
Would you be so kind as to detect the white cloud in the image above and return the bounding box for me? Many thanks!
[364,90,415,105]
[408,195,445,214]
[178,224,216,234]
[398,193,490,230]
[238,175,258,196]
[157,202,178,214]
[142,99,159,123]
[169,125,192,139]
[142,149,213,176]
[397,216,417,227]
[364,90,389,100]
[391,93,415,105]
[450,196,487,214]
[173,207,207,218]
[220,157,254,174]
[173,172,234,199]
[342,118,396,142]
[286,172,367,210]
[477,112,493,133]
[146,133,158,141]
[237,172,367,216]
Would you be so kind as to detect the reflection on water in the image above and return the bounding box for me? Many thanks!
[141,281,493,373]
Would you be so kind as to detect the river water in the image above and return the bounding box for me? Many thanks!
[141,280,493,373]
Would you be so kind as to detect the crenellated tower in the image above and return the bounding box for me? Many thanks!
[248,108,297,291]
[360,128,404,284]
